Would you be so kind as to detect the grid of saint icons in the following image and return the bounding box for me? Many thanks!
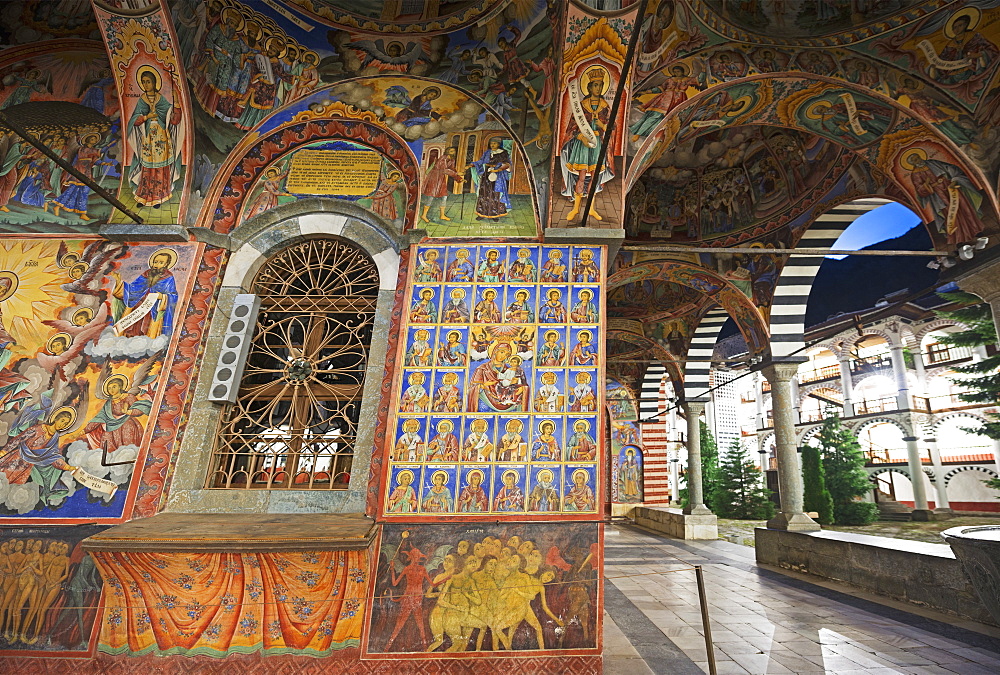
[385,244,603,515]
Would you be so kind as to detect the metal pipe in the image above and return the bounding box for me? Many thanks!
[621,245,947,257]
[579,0,650,229]
[0,109,144,224]
[695,565,718,675]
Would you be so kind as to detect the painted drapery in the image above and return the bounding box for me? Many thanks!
[93,549,367,656]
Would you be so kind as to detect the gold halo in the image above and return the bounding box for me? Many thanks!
[578,329,593,340]
[0,271,18,301]
[537,419,556,432]
[305,51,319,64]
[450,288,466,298]
[485,248,500,258]
[46,332,72,354]
[945,7,981,38]
[149,247,178,269]
[456,248,470,258]
[103,373,129,397]
[437,419,453,431]
[135,65,161,92]
[396,469,414,484]
[517,247,531,257]
[900,147,928,170]
[430,469,448,483]
[668,61,691,77]
[418,287,435,298]
[402,418,420,430]
[415,328,430,337]
[573,419,591,431]
[572,468,589,483]
[467,468,485,483]
[408,371,425,382]
[80,132,101,147]
[486,340,513,358]
[47,406,77,429]
[727,95,753,117]
[537,468,554,482]
[442,372,458,382]
[501,469,519,483]
[68,262,89,280]
[72,307,94,325]
[576,371,592,382]
[581,65,611,96]
[58,253,79,268]
[264,35,287,58]
[221,6,244,31]
[505,418,523,430]
[805,100,834,120]
[470,417,488,430]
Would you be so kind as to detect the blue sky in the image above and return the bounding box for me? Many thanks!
[827,202,923,259]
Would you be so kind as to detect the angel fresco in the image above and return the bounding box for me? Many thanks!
[0,400,80,507]
[346,39,426,74]
[36,305,109,382]
[84,360,158,460]
[385,85,441,126]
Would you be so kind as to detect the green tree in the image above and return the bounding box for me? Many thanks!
[679,421,720,510]
[800,444,834,525]
[815,416,879,525]
[713,441,776,520]
[936,291,1000,438]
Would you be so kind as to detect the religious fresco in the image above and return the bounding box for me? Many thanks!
[95,548,368,656]
[0,239,199,522]
[93,0,193,225]
[0,524,106,654]
[382,244,605,518]
[365,521,600,655]
[0,41,119,232]
[0,1,102,45]
[552,5,636,226]
[625,126,844,243]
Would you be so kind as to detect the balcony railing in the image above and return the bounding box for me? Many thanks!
[799,364,841,384]
[924,345,973,366]
[912,392,986,412]
[854,395,898,415]
[850,354,892,375]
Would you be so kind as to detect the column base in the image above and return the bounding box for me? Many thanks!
[933,508,954,520]
[766,511,821,532]
[910,509,937,522]
[682,504,715,516]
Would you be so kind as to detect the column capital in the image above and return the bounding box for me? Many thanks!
[760,357,805,383]
[683,398,709,413]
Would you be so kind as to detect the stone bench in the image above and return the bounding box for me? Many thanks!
[633,505,718,540]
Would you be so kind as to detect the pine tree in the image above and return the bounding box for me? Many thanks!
[935,291,1000,438]
[679,421,721,510]
[713,441,776,520]
[801,444,834,525]
[815,415,879,525]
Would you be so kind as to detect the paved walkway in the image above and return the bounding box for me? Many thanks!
[602,523,1000,675]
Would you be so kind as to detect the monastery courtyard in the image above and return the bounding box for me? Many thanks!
[602,525,1000,675]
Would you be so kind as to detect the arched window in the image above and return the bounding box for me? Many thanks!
[208,239,379,489]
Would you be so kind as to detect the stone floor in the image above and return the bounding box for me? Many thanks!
[602,523,1000,675]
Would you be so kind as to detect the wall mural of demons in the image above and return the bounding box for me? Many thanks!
[0,524,106,654]
[93,0,193,225]
[0,239,198,522]
[365,521,600,656]
[0,41,120,233]
[384,244,605,518]
[172,0,558,227]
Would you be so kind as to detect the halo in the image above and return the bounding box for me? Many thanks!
[667,61,690,77]
[148,248,178,269]
[805,100,834,120]
[486,340,514,359]
[900,147,929,170]
[46,332,72,354]
[578,329,593,340]
[68,262,89,280]
[545,330,558,339]
[442,371,458,382]
[430,469,448,483]
[402,418,420,430]
[437,419,453,431]
[467,468,485,483]
[72,307,94,324]
[450,288,466,298]
[572,468,589,483]
[578,288,593,297]
[135,65,161,91]
[0,271,18,302]
[470,417,488,429]
[408,371,425,381]
[537,419,556,432]
[514,288,528,298]
[482,288,497,297]
[103,373,130,397]
[58,253,79,268]
[264,35,287,58]
[574,419,591,431]
[396,469,414,484]
[305,50,320,64]
[537,468,554,482]
[546,288,561,298]
[581,65,611,96]
[387,170,403,180]
[517,247,531,257]
[727,95,753,117]
[456,248,470,258]
[221,6,244,31]
[80,132,101,147]
[47,406,77,429]
[418,287,435,298]
[576,371,592,382]
[501,469,519,483]
[945,7,980,38]
[447,330,460,339]
[505,418,523,430]
[485,248,500,258]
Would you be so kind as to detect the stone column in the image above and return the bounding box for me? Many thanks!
[790,376,801,423]
[889,343,911,410]
[839,357,855,416]
[682,399,713,516]
[925,437,952,514]
[903,435,933,521]
[754,372,766,429]
[762,360,820,531]
[669,447,680,506]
